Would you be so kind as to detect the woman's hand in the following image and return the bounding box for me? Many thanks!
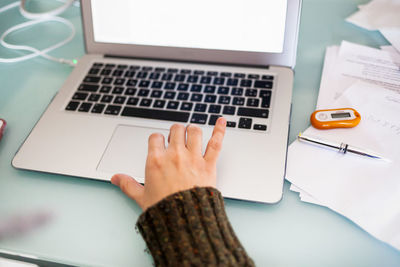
[111,117,227,211]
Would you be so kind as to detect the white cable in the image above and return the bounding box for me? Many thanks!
[0,0,78,67]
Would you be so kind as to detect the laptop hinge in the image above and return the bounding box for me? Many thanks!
[104,54,270,69]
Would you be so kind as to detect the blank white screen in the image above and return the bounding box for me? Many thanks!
[91,0,287,53]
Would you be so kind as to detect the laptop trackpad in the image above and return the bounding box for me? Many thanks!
[97,125,169,182]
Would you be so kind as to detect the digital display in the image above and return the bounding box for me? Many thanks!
[331,112,351,119]
[91,0,288,53]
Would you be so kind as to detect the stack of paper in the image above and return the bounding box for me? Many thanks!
[346,0,400,53]
[286,41,400,251]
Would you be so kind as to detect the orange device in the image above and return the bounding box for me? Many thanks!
[310,108,361,129]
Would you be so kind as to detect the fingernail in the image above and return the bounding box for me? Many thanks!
[219,117,226,126]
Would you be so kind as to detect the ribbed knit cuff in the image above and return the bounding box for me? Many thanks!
[136,187,254,267]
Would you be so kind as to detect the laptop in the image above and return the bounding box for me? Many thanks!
[13,0,301,203]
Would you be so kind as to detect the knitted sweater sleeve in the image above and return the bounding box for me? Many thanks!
[136,187,255,267]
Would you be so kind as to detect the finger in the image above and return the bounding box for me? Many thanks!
[204,117,226,163]
[186,124,203,154]
[168,123,186,148]
[148,133,165,154]
[111,174,145,209]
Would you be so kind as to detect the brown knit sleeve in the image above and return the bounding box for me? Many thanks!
[136,187,255,267]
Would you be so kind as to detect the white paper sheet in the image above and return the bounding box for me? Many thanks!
[338,41,400,92]
[346,0,400,52]
[287,81,400,251]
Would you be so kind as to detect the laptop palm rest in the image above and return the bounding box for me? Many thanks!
[97,125,170,181]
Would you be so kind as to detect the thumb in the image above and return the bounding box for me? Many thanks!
[111,174,145,209]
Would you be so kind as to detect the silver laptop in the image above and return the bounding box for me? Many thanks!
[13,0,301,203]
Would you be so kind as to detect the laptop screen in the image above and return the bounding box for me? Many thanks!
[91,0,288,54]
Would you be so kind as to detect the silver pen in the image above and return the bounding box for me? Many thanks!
[297,133,390,161]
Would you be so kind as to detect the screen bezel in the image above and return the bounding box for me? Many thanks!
[82,0,301,68]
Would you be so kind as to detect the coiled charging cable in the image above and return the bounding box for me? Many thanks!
[0,0,79,67]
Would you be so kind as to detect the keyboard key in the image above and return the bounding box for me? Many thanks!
[204,94,217,103]
[232,97,245,105]
[137,71,148,78]
[114,96,126,104]
[121,107,189,122]
[194,103,207,112]
[181,69,191,74]
[101,95,113,103]
[129,65,140,70]
[124,70,136,78]
[240,79,252,87]
[151,81,163,89]
[238,118,252,129]
[246,98,259,107]
[139,80,150,88]
[164,91,176,99]
[65,101,80,111]
[227,121,236,128]
[208,115,222,125]
[151,90,163,98]
[208,105,221,114]
[207,71,218,76]
[194,70,205,75]
[262,75,274,80]
[180,102,193,111]
[213,77,225,85]
[231,87,243,95]
[162,73,173,81]
[177,92,189,100]
[248,74,260,79]
[100,85,112,93]
[254,124,267,131]
[78,83,99,92]
[177,83,189,91]
[83,76,101,83]
[234,73,245,78]
[91,103,105,114]
[138,89,150,97]
[245,89,257,97]
[191,93,203,102]
[164,82,176,90]
[204,85,216,93]
[100,69,111,76]
[227,78,238,86]
[72,92,88,101]
[112,69,123,77]
[237,108,269,118]
[140,98,152,107]
[260,90,272,108]
[111,87,123,94]
[127,97,139,106]
[217,86,229,94]
[153,99,166,108]
[220,72,232,77]
[190,113,208,124]
[101,77,113,84]
[126,79,138,86]
[88,94,101,102]
[254,80,273,89]
[174,74,186,82]
[187,75,199,83]
[104,105,122,115]
[78,102,92,112]
[167,101,179,109]
[113,78,126,85]
[200,76,211,84]
[218,96,231,104]
[93,63,103,67]
[142,66,153,71]
[117,64,128,69]
[149,72,160,80]
[223,106,236,115]
[155,67,166,72]
[88,68,100,75]
[167,68,178,73]
[105,63,116,68]
[124,87,136,95]
[190,84,202,92]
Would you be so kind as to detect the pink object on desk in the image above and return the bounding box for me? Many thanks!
[0,119,6,141]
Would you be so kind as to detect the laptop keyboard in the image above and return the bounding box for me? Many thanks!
[65,62,273,131]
